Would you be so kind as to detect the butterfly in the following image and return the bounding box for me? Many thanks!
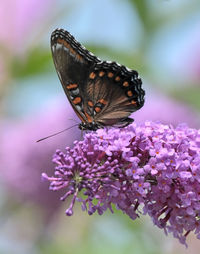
[51,28,145,131]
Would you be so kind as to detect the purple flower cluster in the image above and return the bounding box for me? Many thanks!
[43,121,200,245]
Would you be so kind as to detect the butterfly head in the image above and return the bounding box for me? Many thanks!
[79,122,100,131]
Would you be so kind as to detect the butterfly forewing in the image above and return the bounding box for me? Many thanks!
[51,28,145,130]
[51,29,100,123]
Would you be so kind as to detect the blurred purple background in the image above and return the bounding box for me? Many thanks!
[0,0,200,253]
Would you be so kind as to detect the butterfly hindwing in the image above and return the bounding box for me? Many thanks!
[84,61,144,127]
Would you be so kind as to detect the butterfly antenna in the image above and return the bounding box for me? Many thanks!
[68,118,79,124]
[36,124,79,142]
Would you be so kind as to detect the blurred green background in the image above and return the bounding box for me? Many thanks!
[0,0,200,253]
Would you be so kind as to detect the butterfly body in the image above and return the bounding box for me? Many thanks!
[51,28,145,130]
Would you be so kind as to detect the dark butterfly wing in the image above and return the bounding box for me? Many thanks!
[51,28,145,129]
[83,61,145,127]
[51,28,100,123]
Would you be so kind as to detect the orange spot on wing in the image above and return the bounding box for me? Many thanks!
[57,39,84,61]
[127,90,133,97]
[99,71,105,77]
[108,72,114,78]
[66,83,78,90]
[95,107,101,113]
[123,81,129,87]
[89,72,96,79]
[72,97,81,104]
[98,99,107,105]
[88,101,94,107]
[57,38,70,50]
[131,100,137,105]
[84,112,92,122]
[115,76,120,81]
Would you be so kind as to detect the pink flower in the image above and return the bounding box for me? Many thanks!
[43,121,200,245]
